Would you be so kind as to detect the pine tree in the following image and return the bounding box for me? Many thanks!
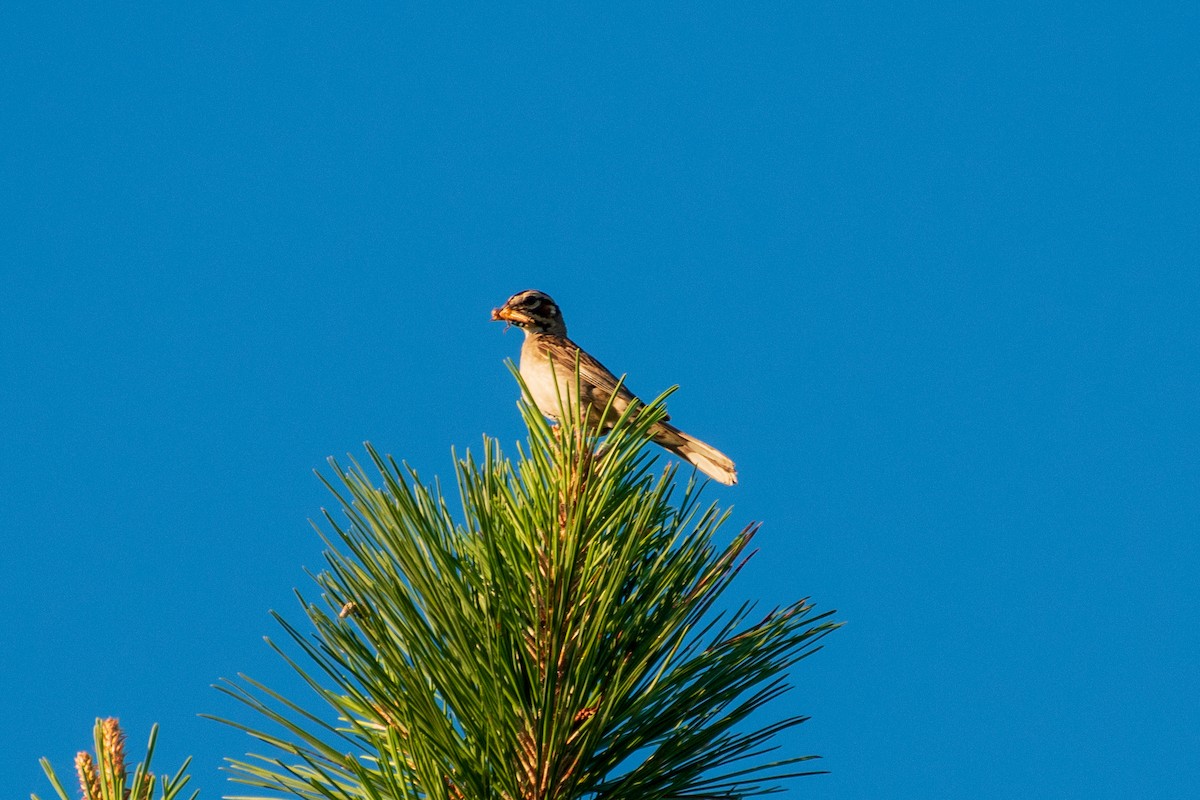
[213,379,839,800]
[34,718,198,800]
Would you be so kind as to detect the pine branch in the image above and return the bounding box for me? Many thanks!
[212,374,839,799]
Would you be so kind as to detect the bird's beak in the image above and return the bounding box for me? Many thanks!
[491,306,527,325]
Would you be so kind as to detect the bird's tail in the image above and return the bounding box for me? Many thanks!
[651,421,738,486]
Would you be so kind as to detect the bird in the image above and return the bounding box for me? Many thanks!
[491,289,737,485]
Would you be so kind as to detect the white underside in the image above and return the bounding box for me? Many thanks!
[520,345,574,420]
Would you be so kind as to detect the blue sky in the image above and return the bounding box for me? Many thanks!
[3,3,1197,798]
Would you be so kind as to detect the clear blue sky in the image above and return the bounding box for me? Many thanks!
[3,4,1197,798]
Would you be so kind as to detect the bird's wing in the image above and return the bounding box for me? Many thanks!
[548,337,667,420]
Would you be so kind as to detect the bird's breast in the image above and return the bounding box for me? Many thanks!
[520,338,575,419]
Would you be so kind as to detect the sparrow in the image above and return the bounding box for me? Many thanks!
[491,289,737,485]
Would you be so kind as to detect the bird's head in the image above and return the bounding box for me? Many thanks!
[491,290,567,336]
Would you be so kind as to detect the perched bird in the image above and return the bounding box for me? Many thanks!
[491,289,737,485]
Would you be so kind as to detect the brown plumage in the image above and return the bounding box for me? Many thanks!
[492,289,737,486]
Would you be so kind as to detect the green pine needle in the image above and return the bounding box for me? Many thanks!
[212,376,839,800]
